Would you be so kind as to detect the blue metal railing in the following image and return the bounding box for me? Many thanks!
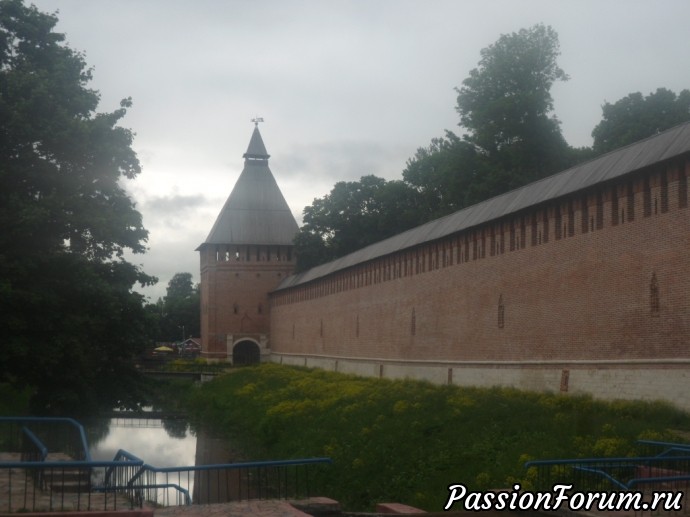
[0,416,92,461]
[124,457,333,506]
[1,416,332,512]
[21,426,49,463]
[525,449,690,493]
[1,455,333,511]
[100,448,187,506]
[0,458,134,512]
[637,439,690,458]
[101,450,332,507]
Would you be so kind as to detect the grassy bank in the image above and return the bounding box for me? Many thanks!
[185,363,690,512]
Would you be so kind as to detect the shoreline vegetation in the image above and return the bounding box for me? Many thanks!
[184,363,690,512]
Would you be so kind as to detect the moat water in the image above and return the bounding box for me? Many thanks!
[84,413,239,504]
[87,415,197,467]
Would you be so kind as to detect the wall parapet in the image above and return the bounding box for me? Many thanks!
[271,156,689,309]
[270,353,690,412]
[272,352,690,367]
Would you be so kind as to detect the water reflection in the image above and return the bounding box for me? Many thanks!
[193,429,241,504]
[88,417,196,467]
[85,415,241,505]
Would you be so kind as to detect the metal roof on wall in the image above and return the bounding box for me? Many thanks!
[276,121,690,290]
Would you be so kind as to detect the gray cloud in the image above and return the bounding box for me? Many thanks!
[29,0,690,301]
[144,194,208,220]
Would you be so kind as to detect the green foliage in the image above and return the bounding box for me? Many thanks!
[295,25,581,268]
[294,176,421,272]
[186,365,690,512]
[163,359,228,373]
[149,272,200,341]
[457,25,568,154]
[294,25,686,272]
[402,132,482,219]
[0,0,155,414]
[455,23,574,197]
[592,88,690,154]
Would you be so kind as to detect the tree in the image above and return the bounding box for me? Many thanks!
[455,24,572,195]
[591,88,690,154]
[294,176,421,271]
[295,25,579,269]
[157,273,200,341]
[402,132,481,219]
[404,25,579,221]
[0,0,155,414]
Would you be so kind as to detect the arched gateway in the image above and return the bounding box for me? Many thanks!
[232,340,261,365]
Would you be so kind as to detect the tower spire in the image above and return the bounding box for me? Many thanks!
[244,117,269,160]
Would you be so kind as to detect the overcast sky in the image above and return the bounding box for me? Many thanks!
[30,0,690,302]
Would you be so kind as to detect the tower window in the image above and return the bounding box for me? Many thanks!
[596,192,604,229]
[627,181,635,221]
[643,177,652,217]
[679,166,688,208]
[650,273,660,316]
[611,188,619,226]
[581,196,589,234]
[498,295,505,329]
[554,208,562,240]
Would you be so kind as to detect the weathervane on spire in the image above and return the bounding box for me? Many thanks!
[251,116,264,127]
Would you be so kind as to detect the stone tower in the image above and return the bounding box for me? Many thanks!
[197,124,299,363]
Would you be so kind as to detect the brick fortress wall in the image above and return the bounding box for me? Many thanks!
[269,156,690,410]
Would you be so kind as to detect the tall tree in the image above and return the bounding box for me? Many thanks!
[456,24,572,196]
[158,272,200,341]
[294,176,421,271]
[591,88,690,154]
[296,25,578,269]
[0,0,155,414]
[402,132,481,219]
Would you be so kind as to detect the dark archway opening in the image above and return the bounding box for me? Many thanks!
[233,340,260,365]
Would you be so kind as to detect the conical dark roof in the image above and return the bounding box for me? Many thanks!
[244,125,270,159]
[199,127,299,247]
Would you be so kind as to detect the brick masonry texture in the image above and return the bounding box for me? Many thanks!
[199,245,295,358]
[266,157,690,409]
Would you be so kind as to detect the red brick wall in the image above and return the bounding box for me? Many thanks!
[200,244,295,358]
[270,157,690,366]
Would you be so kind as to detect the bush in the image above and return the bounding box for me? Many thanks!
[185,364,690,512]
